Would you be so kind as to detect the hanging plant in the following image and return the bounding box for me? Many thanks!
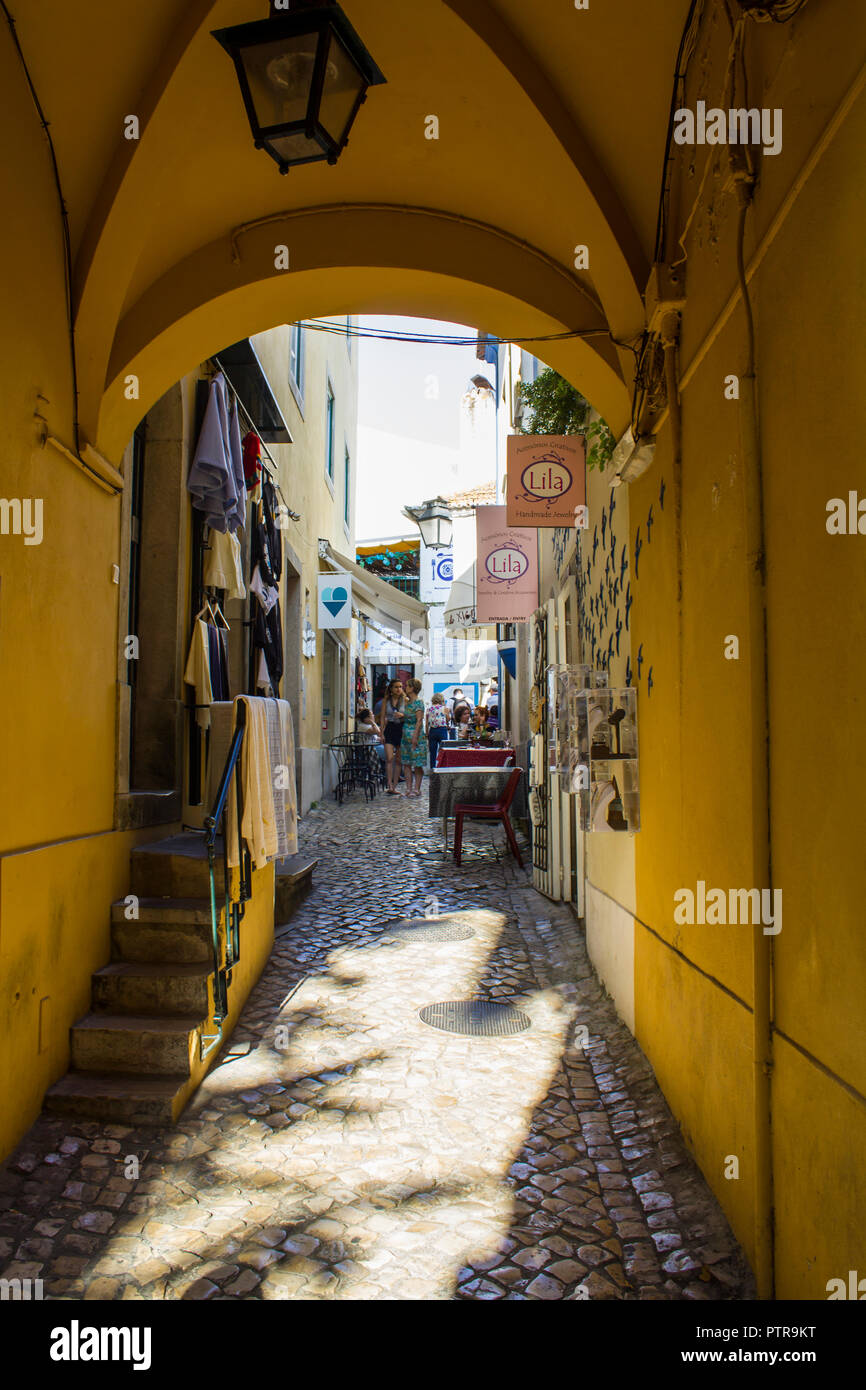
[518,367,615,471]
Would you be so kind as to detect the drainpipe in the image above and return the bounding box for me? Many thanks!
[733,177,775,1301]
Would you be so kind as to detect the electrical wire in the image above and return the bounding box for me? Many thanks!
[2,0,79,451]
[299,319,615,348]
[654,0,706,267]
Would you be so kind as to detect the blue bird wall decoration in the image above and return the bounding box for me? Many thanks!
[615,611,623,655]
[601,508,607,545]
[625,583,632,630]
[647,666,654,696]
[592,527,599,563]
[659,476,666,510]
[646,503,654,541]
[637,642,644,680]
[625,656,632,687]
[620,541,628,583]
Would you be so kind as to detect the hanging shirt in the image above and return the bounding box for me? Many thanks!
[187,374,245,533]
[184,619,214,729]
[203,527,246,599]
[242,430,263,488]
[249,564,278,614]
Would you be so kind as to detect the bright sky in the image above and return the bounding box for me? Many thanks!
[354,315,497,541]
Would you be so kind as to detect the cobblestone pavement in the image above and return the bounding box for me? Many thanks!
[0,794,754,1301]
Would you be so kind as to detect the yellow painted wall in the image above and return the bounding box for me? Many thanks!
[627,9,866,1294]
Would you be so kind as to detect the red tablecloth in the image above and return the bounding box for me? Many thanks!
[436,746,514,769]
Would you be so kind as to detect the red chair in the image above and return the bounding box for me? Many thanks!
[453,767,524,867]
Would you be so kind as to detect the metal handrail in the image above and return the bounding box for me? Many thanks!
[200,700,252,1060]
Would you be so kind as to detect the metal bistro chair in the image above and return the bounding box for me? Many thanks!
[452,766,525,867]
[328,733,381,805]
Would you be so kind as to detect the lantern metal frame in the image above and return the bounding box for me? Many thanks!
[212,3,386,174]
[403,498,454,550]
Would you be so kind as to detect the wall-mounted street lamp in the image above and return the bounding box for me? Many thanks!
[402,498,453,549]
[213,1,386,175]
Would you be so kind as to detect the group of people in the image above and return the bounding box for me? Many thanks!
[355,677,499,796]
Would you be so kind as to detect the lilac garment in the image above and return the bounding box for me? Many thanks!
[227,398,246,533]
[187,374,245,534]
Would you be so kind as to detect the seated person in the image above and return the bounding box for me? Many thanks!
[356,706,386,760]
[472,705,489,734]
[454,707,473,740]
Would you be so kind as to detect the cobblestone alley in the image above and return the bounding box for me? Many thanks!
[0,796,754,1301]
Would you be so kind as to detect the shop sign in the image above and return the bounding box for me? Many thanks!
[318,573,352,629]
[506,434,586,527]
[420,546,453,602]
[475,505,538,623]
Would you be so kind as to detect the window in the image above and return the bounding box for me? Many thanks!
[343,445,351,526]
[289,323,305,409]
[325,382,335,482]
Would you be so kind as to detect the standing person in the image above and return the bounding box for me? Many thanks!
[379,678,405,794]
[447,686,465,715]
[425,690,451,769]
[401,677,426,797]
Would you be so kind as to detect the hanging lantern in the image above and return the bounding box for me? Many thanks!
[213,1,386,175]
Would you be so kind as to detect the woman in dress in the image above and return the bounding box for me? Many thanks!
[400,677,426,797]
[379,678,405,794]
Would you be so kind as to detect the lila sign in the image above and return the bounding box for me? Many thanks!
[506,434,586,527]
[476,506,538,623]
[485,543,529,585]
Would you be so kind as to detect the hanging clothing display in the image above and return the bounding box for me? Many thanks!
[184,609,230,728]
[249,564,278,614]
[253,593,283,692]
[203,526,246,599]
[183,618,213,730]
[226,695,298,869]
[242,430,263,488]
[187,373,246,533]
[251,478,282,585]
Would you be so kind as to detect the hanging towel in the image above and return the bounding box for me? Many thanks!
[226,696,298,867]
[187,374,244,533]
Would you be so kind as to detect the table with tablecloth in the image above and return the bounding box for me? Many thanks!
[428,764,525,852]
[435,745,515,769]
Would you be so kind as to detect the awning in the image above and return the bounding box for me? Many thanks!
[215,339,293,444]
[321,542,428,628]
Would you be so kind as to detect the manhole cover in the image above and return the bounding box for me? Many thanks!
[386,921,476,943]
[419,1000,531,1036]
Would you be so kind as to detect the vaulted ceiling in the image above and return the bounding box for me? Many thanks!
[13,0,693,458]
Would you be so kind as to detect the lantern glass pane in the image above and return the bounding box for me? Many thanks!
[318,29,366,145]
[241,33,321,131]
[266,131,325,164]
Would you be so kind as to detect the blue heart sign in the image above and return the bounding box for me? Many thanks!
[318,575,352,628]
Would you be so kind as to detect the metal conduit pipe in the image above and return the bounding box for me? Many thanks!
[734,185,775,1301]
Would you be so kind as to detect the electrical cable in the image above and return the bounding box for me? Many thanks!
[654,0,706,267]
[299,319,615,348]
[2,1,79,453]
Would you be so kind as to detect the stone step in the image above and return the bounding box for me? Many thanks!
[274,855,317,927]
[130,833,228,899]
[92,962,213,1016]
[44,1072,190,1126]
[110,896,217,964]
[71,1013,202,1076]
